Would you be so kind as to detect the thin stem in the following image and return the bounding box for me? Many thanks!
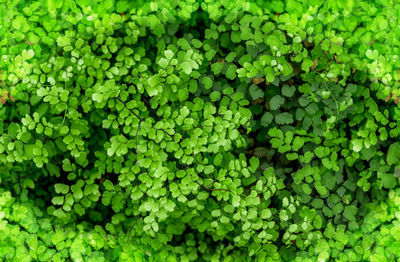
[127,216,140,241]
[136,120,142,155]
[114,97,143,121]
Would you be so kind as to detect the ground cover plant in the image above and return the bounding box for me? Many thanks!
[2,0,400,261]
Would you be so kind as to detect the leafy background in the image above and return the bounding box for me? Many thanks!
[1,0,400,261]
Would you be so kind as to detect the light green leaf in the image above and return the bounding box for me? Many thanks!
[22,49,35,60]
[159,58,169,68]
[352,139,363,153]
[249,157,259,172]
[52,196,64,205]
[202,77,213,89]
[181,61,192,75]
[164,50,174,60]
[261,209,272,219]
[54,184,69,194]
[366,49,378,60]
[226,64,237,80]
[301,58,313,72]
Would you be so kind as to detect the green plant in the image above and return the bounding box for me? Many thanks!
[2,0,400,261]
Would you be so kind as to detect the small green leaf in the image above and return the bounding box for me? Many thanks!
[181,61,192,74]
[279,210,288,221]
[387,142,400,165]
[210,91,221,102]
[225,52,236,62]
[314,182,328,197]
[288,224,298,232]
[292,137,304,151]
[249,85,264,100]
[202,77,213,89]
[268,127,284,139]
[352,139,363,153]
[159,58,169,68]
[275,112,293,125]
[220,216,230,224]
[54,184,69,194]
[261,112,273,127]
[366,49,378,60]
[22,49,35,60]
[232,195,241,207]
[269,95,285,110]
[301,58,313,72]
[261,209,272,219]
[164,50,174,60]
[249,157,259,172]
[343,205,357,221]
[211,62,223,75]
[8,123,19,139]
[56,36,71,47]
[52,196,64,205]
[281,85,296,97]
[226,64,237,80]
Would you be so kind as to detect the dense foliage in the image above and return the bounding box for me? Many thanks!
[2,0,400,261]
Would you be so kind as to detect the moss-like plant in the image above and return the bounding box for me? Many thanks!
[2,0,400,261]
